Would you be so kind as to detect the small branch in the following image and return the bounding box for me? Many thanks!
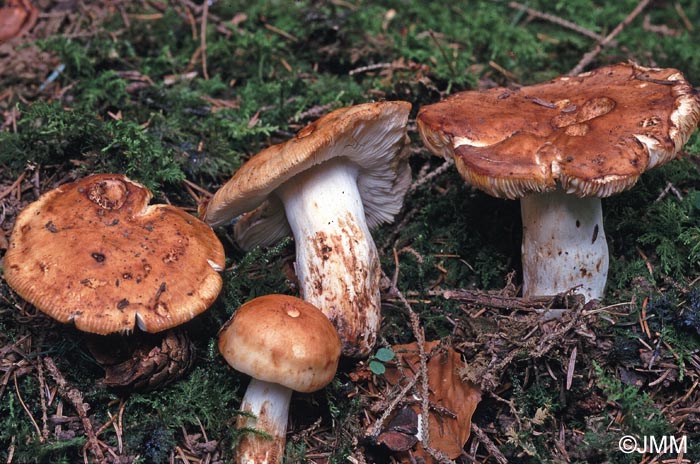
[14,372,43,442]
[200,0,210,80]
[428,30,457,78]
[568,0,652,76]
[509,2,614,45]
[440,288,584,311]
[470,423,508,464]
[409,158,454,193]
[36,354,50,442]
[0,172,27,200]
[44,357,105,463]
[385,262,432,453]
[365,374,419,439]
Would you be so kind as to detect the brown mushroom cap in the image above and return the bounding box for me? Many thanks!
[200,101,412,245]
[218,294,341,393]
[417,63,700,199]
[3,174,225,335]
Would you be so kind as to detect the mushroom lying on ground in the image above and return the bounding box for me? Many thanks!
[418,63,700,301]
[202,101,412,357]
[218,294,341,464]
[3,173,225,389]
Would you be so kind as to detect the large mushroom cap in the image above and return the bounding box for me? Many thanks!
[3,174,225,335]
[200,101,412,248]
[218,294,341,393]
[417,63,700,199]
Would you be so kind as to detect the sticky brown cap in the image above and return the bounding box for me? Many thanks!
[201,101,412,248]
[218,294,341,393]
[3,174,226,334]
[417,63,700,199]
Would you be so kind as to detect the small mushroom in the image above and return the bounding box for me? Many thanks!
[202,101,412,357]
[418,63,700,301]
[218,294,341,464]
[3,174,225,388]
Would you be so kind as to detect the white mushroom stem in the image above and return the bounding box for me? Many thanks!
[235,378,292,464]
[520,189,609,302]
[276,158,380,358]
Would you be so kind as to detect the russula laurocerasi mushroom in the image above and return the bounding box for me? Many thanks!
[218,294,341,464]
[417,63,700,302]
[202,101,411,357]
[3,174,225,387]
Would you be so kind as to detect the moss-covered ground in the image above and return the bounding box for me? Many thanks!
[1,1,699,462]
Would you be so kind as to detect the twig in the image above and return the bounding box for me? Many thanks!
[470,423,508,464]
[365,373,419,439]
[200,0,210,80]
[674,3,694,31]
[654,181,684,202]
[44,357,105,463]
[378,205,420,255]
[36,353,50,442]
[568,0,652,76]
[441,288,584,311]
[428,30,456,78]
[14,372,43,442]
[263,23,298,42]
[386,268,432,453]
[6,435,15,464]
[0,172,26,200]
[509,1,613,45]
[183,178,213,197]
[409,158,454,193]
[348,62,393,76]
[566,346,577,391]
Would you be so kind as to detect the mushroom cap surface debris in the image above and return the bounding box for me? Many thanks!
[218,294,341,393]
[417,63,700,199]
[3,174,225,335]
[200,100,411,248]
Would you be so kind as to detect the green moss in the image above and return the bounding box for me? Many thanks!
[1,0,700,461]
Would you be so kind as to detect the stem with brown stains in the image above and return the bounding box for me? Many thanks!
[276,158,380,358]
[520,189,609,302]
[235,379,292,464]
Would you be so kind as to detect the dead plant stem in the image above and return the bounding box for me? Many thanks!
[509,1,613,44]
[200,0,209,80]
[44,357,105,463]
[569,0,652,75]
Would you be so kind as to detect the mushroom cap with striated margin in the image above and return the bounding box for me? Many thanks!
[3,174,225,335]
[417,63,700,199]
[218,294,341,393]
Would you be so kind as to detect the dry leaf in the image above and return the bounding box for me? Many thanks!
[381,340,481,462]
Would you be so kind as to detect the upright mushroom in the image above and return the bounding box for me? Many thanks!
[3,174,225,387]
[418,63,700,301]
[218,294,341,464]
[202,101,412,357]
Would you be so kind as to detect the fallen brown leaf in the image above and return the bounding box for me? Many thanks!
[381,340,481,462]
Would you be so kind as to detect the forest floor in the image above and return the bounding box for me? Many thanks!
[1,1,699,463]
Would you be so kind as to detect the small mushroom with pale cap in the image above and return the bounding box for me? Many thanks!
[201,101,412,357]
[417,63,700,302]
[218,294,341,464]
[3,173,225,388]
